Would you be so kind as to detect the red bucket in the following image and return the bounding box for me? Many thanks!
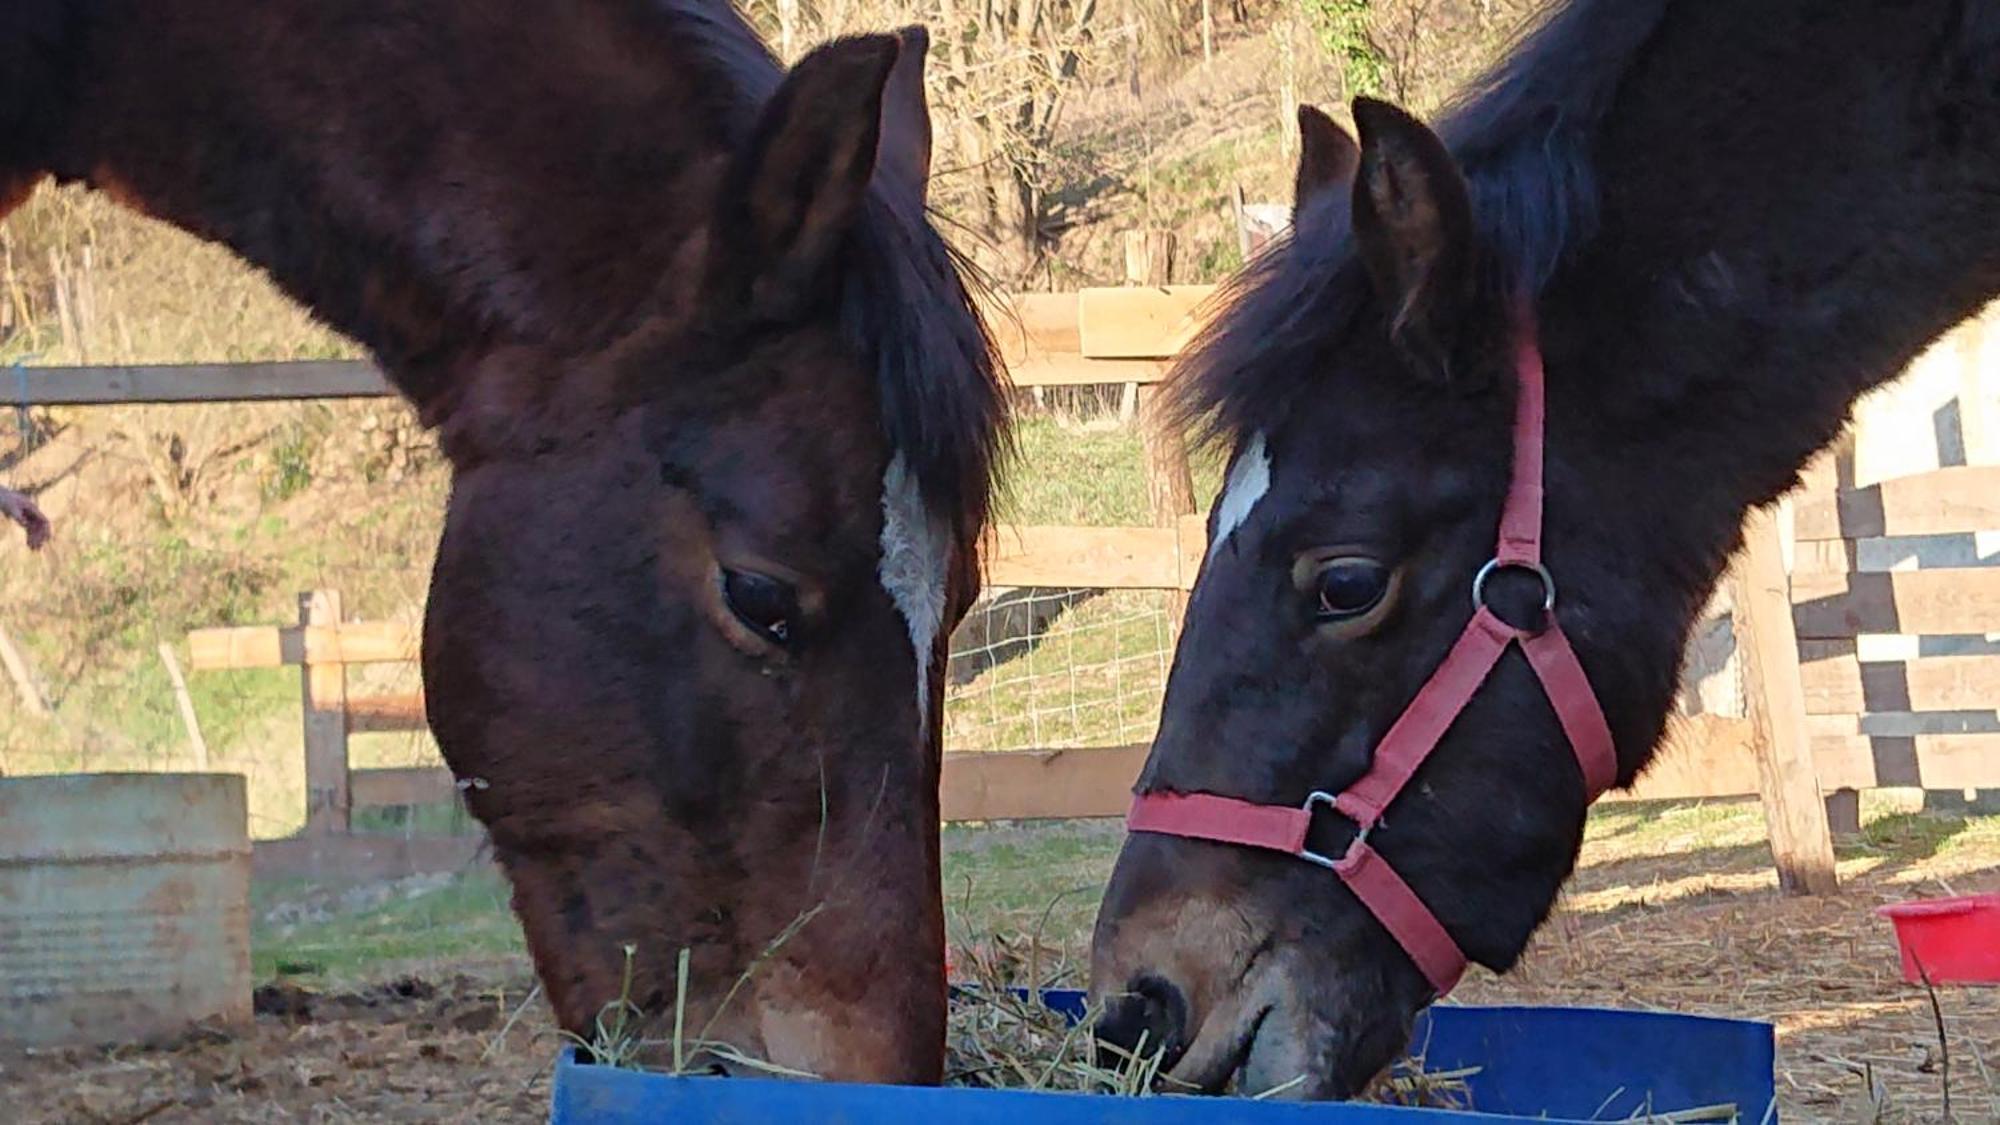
[1875,893,2000,985]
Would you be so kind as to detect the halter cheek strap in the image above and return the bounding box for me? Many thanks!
[1125,309,1619,998]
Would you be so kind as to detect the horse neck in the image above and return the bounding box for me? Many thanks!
[1543,0,2000,629]
[15,0,770,415]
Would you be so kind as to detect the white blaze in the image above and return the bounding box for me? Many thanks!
[1208,431,1271,561]
[878,453,949,721]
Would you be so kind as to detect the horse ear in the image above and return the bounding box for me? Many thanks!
[733,35,900,316]
[1294,105,1358,219]
[875,26,932,204]
[1350,97,1476,382]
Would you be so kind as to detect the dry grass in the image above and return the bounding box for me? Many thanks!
[1457,796,2000,1123]
[941,929,1482,1106]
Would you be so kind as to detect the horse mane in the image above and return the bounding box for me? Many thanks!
[645,0,1008,538]
[1169,0,1668,450]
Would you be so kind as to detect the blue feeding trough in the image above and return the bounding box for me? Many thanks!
[550,989,1776,1123]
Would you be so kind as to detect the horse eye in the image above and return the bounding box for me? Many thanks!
[1315,558,1390,621]
[721,570,798,645]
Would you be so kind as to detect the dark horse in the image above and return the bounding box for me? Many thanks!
[1090,0,2000,1100]
[4,2,1006,1081]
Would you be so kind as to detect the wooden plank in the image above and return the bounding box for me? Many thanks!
[1177,513,1209,593]
[941,745,1149,821]
[1731,510,1839,894]
[347,692,428,733]
[350,766,458,809]
[984,292,1080,361]
[1811,732,2000,791]
[1792,465,2000,541]
[1791,568,2000,639]
[1603,716,1762,802]
[1005,355,1166,388]
[188,626,286,671]
[935,720,1978,821]
[982,525,1183,589]
[299,592,351,837]
[1077,286,1216,358]
[1791,539,1858,578]
[1595,719,2000,801]
[1798,652,2000,715]
[15,360,392,405]
[188,621,418,670]
[252,833,486,883]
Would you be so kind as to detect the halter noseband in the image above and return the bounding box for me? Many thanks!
[1125,307,1619,997]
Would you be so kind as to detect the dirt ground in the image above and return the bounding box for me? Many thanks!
[1,970,556,1125]
[5,805,1996,1124]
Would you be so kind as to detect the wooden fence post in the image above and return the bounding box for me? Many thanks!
[300,590,350,836]
[1732,508,1839,894]
[1121,231,1198,633]
[1119,232,1176,422]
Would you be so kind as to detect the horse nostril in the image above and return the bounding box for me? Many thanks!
[1094,974,1190,1073]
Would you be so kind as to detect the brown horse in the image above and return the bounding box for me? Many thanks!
[1090,0,2000,1100]
[4,1,1006,1082]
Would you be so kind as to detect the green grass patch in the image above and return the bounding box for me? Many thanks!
[943,821,1124,962]
[252,867,522,982]
[999,414,1225,526]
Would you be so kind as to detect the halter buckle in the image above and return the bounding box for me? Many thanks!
[1472,557,1557,629]
[1297,790,1372,870]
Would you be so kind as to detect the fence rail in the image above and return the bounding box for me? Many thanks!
[16,288,1213,405]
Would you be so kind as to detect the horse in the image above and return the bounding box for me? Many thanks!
[3,1,1006,1082]
[1088,0,2000,1100]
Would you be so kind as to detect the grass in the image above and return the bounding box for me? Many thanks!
[942,820,1125,960]
[252,868,523,981]
[998,413,1225,527]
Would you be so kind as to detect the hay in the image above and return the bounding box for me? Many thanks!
[942,931,1479,1109]
[1456,878,2000,1124]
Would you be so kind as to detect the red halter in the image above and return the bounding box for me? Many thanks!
[1126,309,1619,997]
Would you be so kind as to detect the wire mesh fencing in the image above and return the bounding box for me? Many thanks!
[944,586,1176,754]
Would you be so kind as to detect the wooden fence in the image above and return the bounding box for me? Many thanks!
[38,284,1994,885]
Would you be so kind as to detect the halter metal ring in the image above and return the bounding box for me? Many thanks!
[1298,790,1370,870]
[1472,558,1557,618]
